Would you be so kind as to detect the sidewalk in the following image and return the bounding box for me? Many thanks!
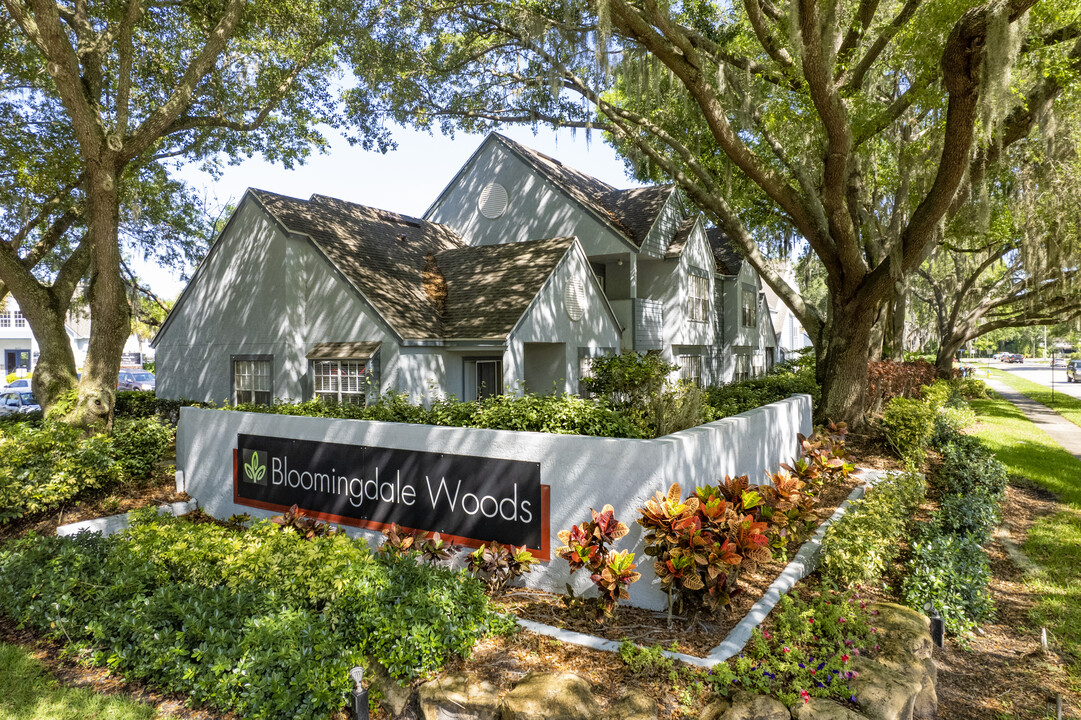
[983,377,1081,463]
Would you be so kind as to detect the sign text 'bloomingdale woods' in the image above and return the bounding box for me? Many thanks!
[234,434,545,551]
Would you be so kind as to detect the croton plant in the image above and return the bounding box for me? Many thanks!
[637,423,852,619]
[555,504,641,618]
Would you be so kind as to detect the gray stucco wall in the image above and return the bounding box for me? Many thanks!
[155,196,401,404]
[176,393,811,610]
[426,140,634,257]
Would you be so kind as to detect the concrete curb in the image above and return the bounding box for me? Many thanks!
[515,469,888,667]
[56,501,196,538]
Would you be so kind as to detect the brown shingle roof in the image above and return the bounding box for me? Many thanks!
[494,134,671,247]
[437,237,575,340]
[253,190,465,339]
[706,227,745,276]
[665,217,699,259]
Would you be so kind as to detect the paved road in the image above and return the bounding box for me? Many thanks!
[969,360,1081,401]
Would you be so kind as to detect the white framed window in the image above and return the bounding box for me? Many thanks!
[678,354,703,387]
[232,355,272,405]
[741,285,757,327]
[687,271,709,323]
[0,310,9,328]
[313,360,368,405]
[13,310,25,328]
[734,353,752,382]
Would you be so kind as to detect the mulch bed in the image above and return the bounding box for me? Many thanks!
[495,472,862,656]
[3,432,1080,720]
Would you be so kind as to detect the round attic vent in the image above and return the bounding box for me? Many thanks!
[564,279,585,321]
[478,182,508,219]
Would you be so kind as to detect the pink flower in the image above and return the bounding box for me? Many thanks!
[841,654,850,663]
[874,645,880,651]
[839,617,846,623]
[810,669,816,676]
[808,618,815,624]
[783,646,791,654]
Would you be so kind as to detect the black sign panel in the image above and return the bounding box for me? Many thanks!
[235,434,543,550]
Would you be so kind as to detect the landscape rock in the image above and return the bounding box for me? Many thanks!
[912,658,938,719]
[607,689,658,720]
[791,697,870,720]
[501,672,600,720]
[868,603,933,662]
[848,657,923,720]
[366,659,414,717]
[699,691,789,720]
[418,674,501,720]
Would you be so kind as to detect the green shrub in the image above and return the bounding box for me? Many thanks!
[954,377,988,399]
[114,391,207,425]
[937,435,1008,497]
[820,469,927,586]
[111,417,174,482]
[644,383,714,436]
[230,392,646,438]
[583,351,675,412]
[930,405,976,447]
[903,530,993,635]
[704,367,820,420]
[0,512,511,719]
[712,589,876,707]
[881,397,935,459]
[0,421,121,523]
[935,489,1001,545]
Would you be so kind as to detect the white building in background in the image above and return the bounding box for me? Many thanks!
[761,267,814,362]
[0,297,153,378]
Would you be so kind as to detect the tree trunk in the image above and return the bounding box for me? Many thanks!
[935,336,963,379]
[889,284,907,361]
[818,295,879,427]
[67,161,130,429]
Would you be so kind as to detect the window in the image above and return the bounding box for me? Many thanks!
[313,360,368,405]
[475,359,502,399]
[734,353,752,382]
[590,262,607,294]
[13,310,25,328]
[687,271,709,323]
[0,311,8,328]
[741,285,757,327]
[678,354,702,387]
[232,355,272,405]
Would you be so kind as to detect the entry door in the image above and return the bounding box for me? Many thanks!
[476,360,502,400]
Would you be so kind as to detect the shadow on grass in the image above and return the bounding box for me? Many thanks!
[0,643,157,720]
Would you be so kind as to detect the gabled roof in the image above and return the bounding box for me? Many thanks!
[437,237,577,340]
[491,134,673,248]
[252,191,584,342]
[253,190,465,340]
[705,227,745,276]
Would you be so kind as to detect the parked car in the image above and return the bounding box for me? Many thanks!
[1051,357,1066,368]
[118,369,156,392]
[1,378,31,391]
[0,390,40,415]
[1002,353,1024,364]
[1067,360,1081,383]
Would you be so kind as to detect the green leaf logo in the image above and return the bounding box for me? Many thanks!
[244,451,266,484]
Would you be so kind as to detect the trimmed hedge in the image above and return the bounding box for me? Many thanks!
[819,469,927,586]
[0,511,514,719]
[881,397,936,459]
[902,531,993,635]
[704,367,820,420]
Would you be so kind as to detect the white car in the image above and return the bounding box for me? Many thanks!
[0,390,40,415]
[1,378,31,391]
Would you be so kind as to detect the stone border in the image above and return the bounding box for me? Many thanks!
[56,501,196,538]
[514,470,887,667]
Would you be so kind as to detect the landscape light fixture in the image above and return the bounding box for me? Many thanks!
[922,601,945,648]
[350,666,369,720]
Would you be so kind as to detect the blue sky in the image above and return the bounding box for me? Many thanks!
[136,125,644,298]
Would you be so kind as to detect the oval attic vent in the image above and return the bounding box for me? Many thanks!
[478,182,508,219]
[564,279,585,321]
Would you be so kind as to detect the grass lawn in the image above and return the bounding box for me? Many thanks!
[0,643,158,720]
[969,394,1081,683]
[982,366,1081,431]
